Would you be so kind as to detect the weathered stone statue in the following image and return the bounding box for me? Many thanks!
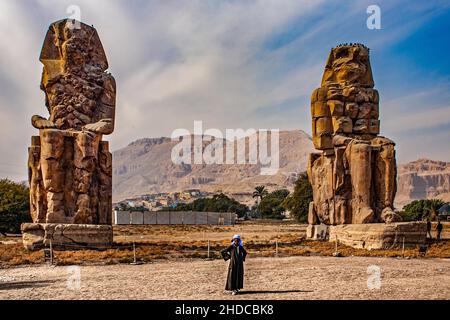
[23,19,114,249]
[307,43,401,226]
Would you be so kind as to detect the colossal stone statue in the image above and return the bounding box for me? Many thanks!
[307,43,401,226]
[23,19,115,249]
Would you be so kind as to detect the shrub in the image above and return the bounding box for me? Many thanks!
[0,179,31,234]
[402,199,446,221]
[281,172,313,223]
[258,189,290,219]
[164,193,249,217]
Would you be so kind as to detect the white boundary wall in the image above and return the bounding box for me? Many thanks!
[114,211,237,226]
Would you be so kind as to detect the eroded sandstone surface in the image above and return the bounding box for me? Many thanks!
[307,44,400,225]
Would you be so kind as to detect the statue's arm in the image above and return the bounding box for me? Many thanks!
[31,115,56,129]
[82,118,114,135]
[332,134,352,147]
[311,87,334,150]
[82,74,116,135]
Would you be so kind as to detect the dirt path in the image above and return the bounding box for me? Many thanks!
[1,256,449,300]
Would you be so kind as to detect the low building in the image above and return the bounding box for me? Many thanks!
[438,204,450,220]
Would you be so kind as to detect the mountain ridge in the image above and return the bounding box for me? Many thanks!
[112,131,450,208]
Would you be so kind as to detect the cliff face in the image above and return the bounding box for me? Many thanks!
[396,159,450,208]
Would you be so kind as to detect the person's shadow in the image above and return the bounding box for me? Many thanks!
[237,289,313,295]
[0,280,56,290]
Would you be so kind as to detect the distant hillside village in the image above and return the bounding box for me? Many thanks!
[114,189,210,211]
[112,178,314,224]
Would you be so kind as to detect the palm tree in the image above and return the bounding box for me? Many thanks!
[425,199,446,220]
[253,186,268,219]
[253,186,268,203]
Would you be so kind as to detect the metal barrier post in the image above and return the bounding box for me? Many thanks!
[50,240,53,265]
[402,237,405,258]
[332,235,341,257]
[275,240,278,257]
[335,235,338,253]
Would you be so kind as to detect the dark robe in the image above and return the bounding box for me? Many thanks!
[221,245,247,291]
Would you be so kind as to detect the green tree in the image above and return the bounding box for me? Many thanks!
[252,186,268,203]
[258,189,290,219]
[282,172,313,223]
[425,199,446,220]
[164,193,249,217]
[115,202,130,211]
[0,179,31,234]
[115,202,149,212]
[402,199,446,221]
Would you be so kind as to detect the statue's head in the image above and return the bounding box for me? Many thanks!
[321,43,374,88]
[38,19,110,130]
[40,19,108,78]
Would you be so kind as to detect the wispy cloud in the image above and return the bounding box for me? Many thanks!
[388,105,450,132]
[0,0,449,181]
[382,84,450,133]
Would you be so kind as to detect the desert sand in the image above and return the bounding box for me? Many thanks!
[1,256,449,300]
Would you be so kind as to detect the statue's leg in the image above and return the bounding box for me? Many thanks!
[307,153,320,225]
[73,131,100,224]
[372,137,400,222]
[332,146,350,225]
[39,129,66,223]
[308,153,334,225]
[28,136,46,222]
[346,140,375,224]
[98,141,112,224]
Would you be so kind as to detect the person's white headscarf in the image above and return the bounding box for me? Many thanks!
[231,234,243,247]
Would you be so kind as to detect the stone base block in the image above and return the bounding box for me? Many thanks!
[306,224,329,240]
[21,223,113,251]
[329,222,426,250]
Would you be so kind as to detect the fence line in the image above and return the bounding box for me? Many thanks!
[42,238,294,266]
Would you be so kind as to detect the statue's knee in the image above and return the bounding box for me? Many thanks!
[40,128,63,140]
[75,130,99,141]
[75,131,100,154]
[351,140,371,155]
[378,143,395,161]
[40,129,65,157]
[371,136,395,147]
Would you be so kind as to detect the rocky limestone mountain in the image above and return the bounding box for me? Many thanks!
[396,159,450,208]
[112,130,315,203]
[113,132,450,208]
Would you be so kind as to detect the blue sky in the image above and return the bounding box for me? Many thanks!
[0,0,449,181]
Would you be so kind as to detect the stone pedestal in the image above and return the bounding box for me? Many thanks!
[306,224,329,240]
[21,223,113,251]
[328,222,426,250]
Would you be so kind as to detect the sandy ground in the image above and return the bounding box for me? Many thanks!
[1,256,449,300]
[113,223,307,243]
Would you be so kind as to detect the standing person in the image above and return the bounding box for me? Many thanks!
[436,219,443,240]
[426,218,433,239]
[221,234,247,295]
